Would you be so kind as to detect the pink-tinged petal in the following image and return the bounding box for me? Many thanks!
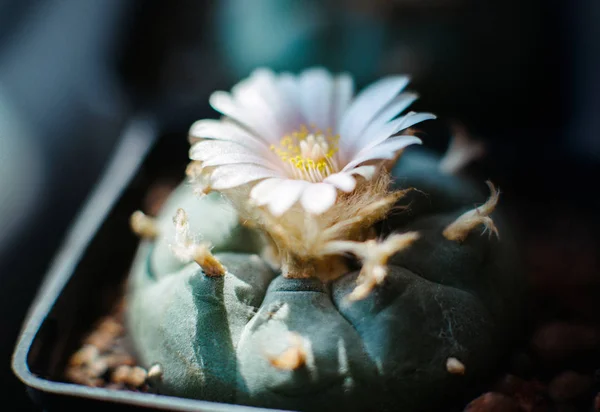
[276,73,306,128]
[209,91,280,143]
[189,119,272,153]
[332,73,354,129]
[230,70,292,138]
[372,92,419,125]
[250,178,283,206]
[354,112,436,157]
[341,92,418,161]
[267,179,309,216]
[342,136,422,171]
[300,183,337,215]
[190,140,257,161]
[298,67,333,131]
[323,172,356,192]
[201,152,282,170]
[355,92,418,145]
[247,69,301,133]
[210,164,281,190]
[349,165,376,180]
[339,76,410,149]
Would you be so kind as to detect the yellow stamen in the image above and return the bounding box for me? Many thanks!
[270,124,340,182]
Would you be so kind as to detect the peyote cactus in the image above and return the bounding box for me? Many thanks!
[126,68,525,411]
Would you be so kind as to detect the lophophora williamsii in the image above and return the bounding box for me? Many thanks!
[127,68,525,411]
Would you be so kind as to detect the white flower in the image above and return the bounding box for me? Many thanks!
[189,67,435,216]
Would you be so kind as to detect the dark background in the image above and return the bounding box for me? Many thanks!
[1,0,598,410]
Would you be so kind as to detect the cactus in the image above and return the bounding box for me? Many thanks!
[126,145,525,411]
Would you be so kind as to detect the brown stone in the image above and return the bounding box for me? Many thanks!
[97,316,124,337]
[128,366,148,387]
[103,352,136,368]
[464,392,520,412]
[87,358,109,378]
[548,371,592,402]
[111,365,132,385]
[64,368,104,387]
[511,379,548,412]
[68,344,99,367]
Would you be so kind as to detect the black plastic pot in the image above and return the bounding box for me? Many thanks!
[11,116,280,412]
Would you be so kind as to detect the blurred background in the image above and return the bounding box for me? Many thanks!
[0,0,598,410]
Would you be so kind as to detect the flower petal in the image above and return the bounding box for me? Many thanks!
[189,119,272,153]
[342,135,422,171]
[349,165,376,180]
[249,69,301,134]
[250,178,283,206]
[230,69,296,138]
[323,172,356,192]
[300,183,337,215]
[339,76,410,148]
[356,92,418,144]
[298,67,333,131]
[354,112,436,157]
[372,92,419,126]
[189,140,259,162]
[201,152,282,170]
[276,73,305,128]
[209,90,280,143]
[332,73,354,129]
[210,164,281,190]
[267,179,308,216]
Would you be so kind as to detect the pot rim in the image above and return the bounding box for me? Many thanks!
[11,116,283,412]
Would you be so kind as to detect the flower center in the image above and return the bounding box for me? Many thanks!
[270,125,340,182]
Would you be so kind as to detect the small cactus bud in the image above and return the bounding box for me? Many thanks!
[170,208,226,276]
[324,231,420,301]
[443,181,500,243]
[446,357,466,375]
[267,333,307,371]
[130,210,159,239]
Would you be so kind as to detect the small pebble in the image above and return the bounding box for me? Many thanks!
[83,316,124,351]
[464,392,520,412]
[446,357,466,375]
[65,298,153,394]
[548,371,593,402]
[129,366,148,387]
[65,368,104,387]
[112,365,132,385]
[84,331,115,352]
[98,317,124,336]
[111,365,147,387]
[88,358,109,378]
[68,344,99,367]
[147,364,163,381]
[103,353,136,368]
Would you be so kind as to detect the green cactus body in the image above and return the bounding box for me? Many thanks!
[126,148,525,411]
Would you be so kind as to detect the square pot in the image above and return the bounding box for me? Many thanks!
[11,116,281,412]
